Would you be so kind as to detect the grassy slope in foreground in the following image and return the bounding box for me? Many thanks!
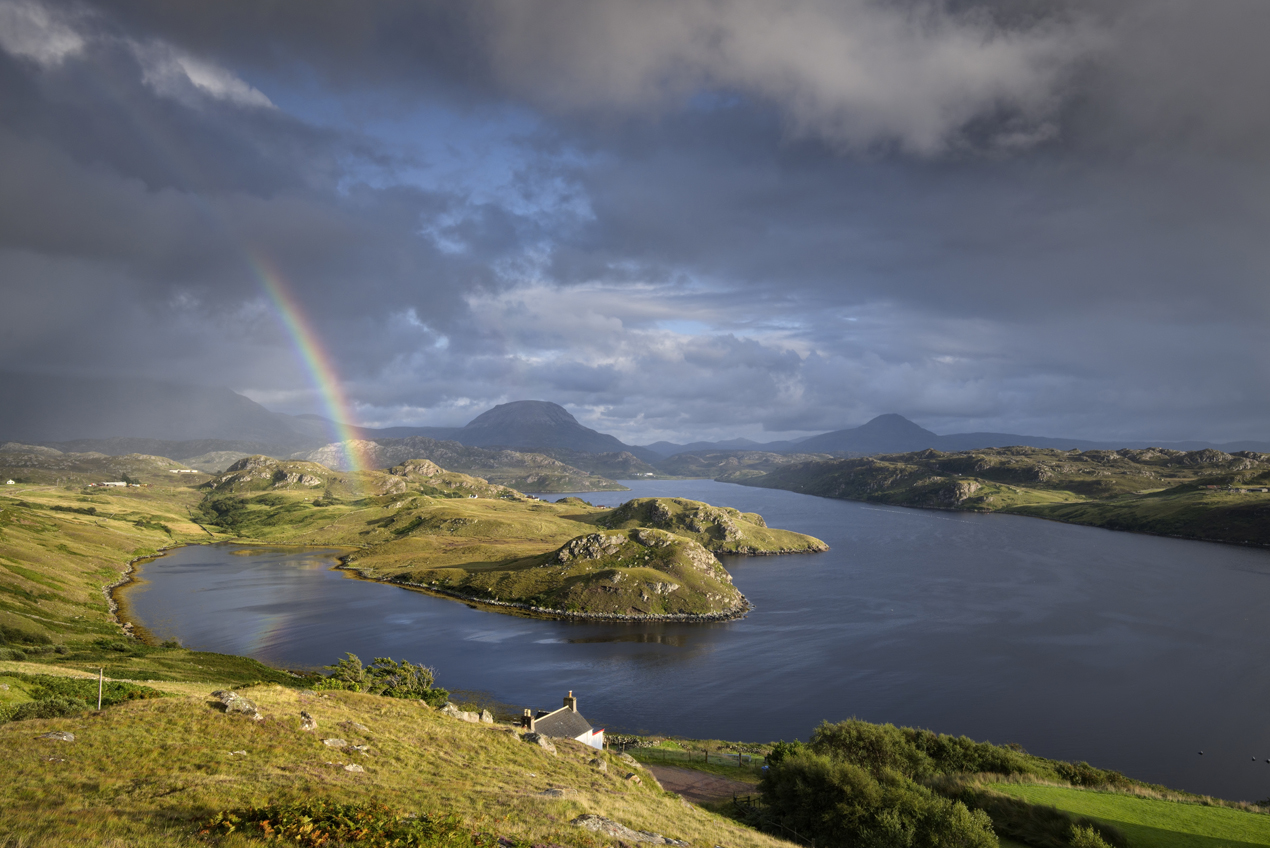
[0,669,795,848]
[993,782,1270,847]
[738,446,1270,547]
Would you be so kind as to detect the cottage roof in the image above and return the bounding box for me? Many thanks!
[534,708,595,739]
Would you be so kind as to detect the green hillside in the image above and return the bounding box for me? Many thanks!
[737,446,1270,546]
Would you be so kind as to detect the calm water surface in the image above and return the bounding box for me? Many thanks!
[121,480,1270,801]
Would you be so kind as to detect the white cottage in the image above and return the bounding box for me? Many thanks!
[522,691,604,750]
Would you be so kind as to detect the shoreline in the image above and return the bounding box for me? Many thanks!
[729,480,1270,551]
[336,556,752,623]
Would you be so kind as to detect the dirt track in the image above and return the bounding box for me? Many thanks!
[644,765,758,804]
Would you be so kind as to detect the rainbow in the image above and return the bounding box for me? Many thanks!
[67,64,374,486]
[247,251,372,483]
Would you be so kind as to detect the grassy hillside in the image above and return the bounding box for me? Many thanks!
[654,450,836,481]
[0,664,796,848]
[991,781,1270,847]
[600,498,829,555]
[737,446,1270,547]
[1,451,825,624]
[294,438,629,492]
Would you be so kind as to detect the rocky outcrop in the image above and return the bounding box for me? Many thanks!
[211,690,262,720]
[299,711,317,731]
[522,732,557,754]
[570,815,687,846]
[439,703,493,724]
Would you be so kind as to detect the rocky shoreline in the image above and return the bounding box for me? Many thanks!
[337,557,751,622]
[103,546,177,640]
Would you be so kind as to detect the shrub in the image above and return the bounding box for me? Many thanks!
[0,625,51,646]
[0,647,27,661]
[199,799,495,848]
[314,653,449,705]
[760,751,997,848]
[11,696,88,721]
[1070,824,1114,848]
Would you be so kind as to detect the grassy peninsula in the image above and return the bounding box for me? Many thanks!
[734,446,1270,547]
[0,447,826,624]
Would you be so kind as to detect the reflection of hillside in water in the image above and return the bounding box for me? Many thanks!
[568,631,691,647]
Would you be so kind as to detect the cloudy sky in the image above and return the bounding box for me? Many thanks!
[1,0,1268,444]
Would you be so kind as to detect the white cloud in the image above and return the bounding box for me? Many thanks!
[0,0,85,66]
[132,41,275,109]
[484,0,1102,154]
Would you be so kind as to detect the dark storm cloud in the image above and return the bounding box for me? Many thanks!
[2,0,1269,442]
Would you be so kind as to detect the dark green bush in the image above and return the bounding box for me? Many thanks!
[760,751,996,848]
[314,653,449,705]
[11,696,88,720]
[0,624,52,645]
[810,719,1037,780]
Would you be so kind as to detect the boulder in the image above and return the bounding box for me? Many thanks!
[299,711,317,731]
[339,720,370,734]
[343,763,365,773]
[480,709,495,724]
[589,757,608,773]
[440,703,483,723]
[39,731,74,742]
[570,814,687,846]
[322,738,348,748]
[538,787,576,798]
[624,772,642,785]
[522,732,558,754]
[211,690,262,720]
[617,752,642,768]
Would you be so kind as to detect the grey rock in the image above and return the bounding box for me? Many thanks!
[479,709,494,724]
[538,787,576,798]
[299,711,317,731]
[440,703,482,723]
[343,763,365,773]
[570,814,687,845]
[39,731,74,742]
[625,772,642,784]
[322,738,348,748]
[617,752,642,768]
[589,757,608,772]
[210,689,262,720]
[522,732,558,754]
[339,720,370,734]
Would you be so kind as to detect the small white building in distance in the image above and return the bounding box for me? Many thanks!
[5,480,14,485]
[522,691,604,750]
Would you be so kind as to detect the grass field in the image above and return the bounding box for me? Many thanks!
[0,666,799,848]
[992,783,1270,847]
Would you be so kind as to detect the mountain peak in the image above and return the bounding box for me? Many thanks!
[463,401,579,430]
[855,414,937,438]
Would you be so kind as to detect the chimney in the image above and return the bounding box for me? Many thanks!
[563,690,577,712]
[522,708,535,732]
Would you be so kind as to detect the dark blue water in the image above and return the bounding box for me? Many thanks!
[121,480,1270,802]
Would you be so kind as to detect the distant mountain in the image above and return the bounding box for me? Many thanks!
[291,435,627,492]
[640,437,804,457]
[0,372,319,448]
[448,401,662,462]
[796,414,941,454]
[650,413,1270,460]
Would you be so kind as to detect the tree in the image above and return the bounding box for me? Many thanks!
[315,653,448,706]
